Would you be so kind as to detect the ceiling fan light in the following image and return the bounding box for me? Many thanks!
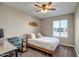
[46,5,48,9]
[41,10,44,12]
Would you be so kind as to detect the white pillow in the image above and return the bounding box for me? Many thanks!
[36,33,43,38]
[29,33,36,39]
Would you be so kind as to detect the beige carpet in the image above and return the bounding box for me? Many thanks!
[17,45,76,57]
[19,48,50,57]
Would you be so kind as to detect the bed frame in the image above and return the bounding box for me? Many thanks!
[27,43,57,56]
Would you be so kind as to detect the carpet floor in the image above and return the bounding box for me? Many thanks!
[17,45,76,57]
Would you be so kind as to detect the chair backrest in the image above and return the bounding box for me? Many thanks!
[8,37,22,48]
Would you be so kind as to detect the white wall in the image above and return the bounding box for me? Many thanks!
[74,3,79,56]
[0,4,40,38]
[41,14,75,47]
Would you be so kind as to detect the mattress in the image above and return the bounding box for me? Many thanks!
[28,37,59,51]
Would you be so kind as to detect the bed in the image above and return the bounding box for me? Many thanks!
[27,36,59,56]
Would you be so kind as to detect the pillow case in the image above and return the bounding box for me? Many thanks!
[30,33,36,39]
[26,33,36,39]
[36,33,43,38]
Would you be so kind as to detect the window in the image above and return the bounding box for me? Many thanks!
[53,20,68,38]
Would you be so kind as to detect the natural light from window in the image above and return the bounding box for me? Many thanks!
[53,20,68,38]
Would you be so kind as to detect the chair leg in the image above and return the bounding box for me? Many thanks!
[17,47,22,56]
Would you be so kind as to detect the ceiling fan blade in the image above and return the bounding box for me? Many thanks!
[48,8,56,10]
[34,4,42,8]
[36,2,42,4]
[48,2,52,6]
[35,10,41,12]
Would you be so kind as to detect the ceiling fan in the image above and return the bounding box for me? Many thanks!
[34,2,56,14]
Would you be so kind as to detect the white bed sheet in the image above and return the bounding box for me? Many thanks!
[28,37,59,51]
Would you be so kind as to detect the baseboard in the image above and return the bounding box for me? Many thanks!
[60,43,79,56]
[74,47,79,57]
[60,43,74,47]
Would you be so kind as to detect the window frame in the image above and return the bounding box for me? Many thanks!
[52,19,68,38]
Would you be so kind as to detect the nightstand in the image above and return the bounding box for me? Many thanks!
[21,38,28,53]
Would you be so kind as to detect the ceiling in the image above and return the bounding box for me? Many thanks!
[3,2,77,19]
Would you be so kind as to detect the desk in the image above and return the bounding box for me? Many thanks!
[0,41,18,57]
